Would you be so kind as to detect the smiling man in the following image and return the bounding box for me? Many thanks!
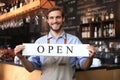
[14,6,96,80]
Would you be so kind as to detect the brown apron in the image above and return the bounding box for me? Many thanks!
[41,56,73,80]
[41,35,73,80]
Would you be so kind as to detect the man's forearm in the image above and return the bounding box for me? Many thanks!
[19,56,35,72]
[81,57,93,70]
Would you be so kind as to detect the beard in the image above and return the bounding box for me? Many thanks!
[49,22,63,32]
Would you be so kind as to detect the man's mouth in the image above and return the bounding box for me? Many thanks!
[51,22,59,25]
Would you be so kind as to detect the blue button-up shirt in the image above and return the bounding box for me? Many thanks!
[28,31,86,70]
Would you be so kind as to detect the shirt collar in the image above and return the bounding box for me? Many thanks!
[47,31,66,40]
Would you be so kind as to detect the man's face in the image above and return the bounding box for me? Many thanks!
[47,10,64,32]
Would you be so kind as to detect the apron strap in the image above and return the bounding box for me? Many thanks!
[47,33,67,44]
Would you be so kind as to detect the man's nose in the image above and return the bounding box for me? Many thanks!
[53,18,57,22]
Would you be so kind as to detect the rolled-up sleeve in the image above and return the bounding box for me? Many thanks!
[28,56,44,69]
[77,57,87,68]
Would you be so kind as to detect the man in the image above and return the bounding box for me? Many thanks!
[14,6,96,80]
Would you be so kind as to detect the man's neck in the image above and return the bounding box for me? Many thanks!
[50,29,64,39]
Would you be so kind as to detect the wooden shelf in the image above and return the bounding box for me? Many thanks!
[0,0,55,22]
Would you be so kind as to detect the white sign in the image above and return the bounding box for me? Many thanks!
[22,43,89,57]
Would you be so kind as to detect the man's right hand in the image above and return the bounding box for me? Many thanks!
[14,45,25,59]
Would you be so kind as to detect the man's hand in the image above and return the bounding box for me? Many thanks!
[14,45,25,59]
[87,44,96,58]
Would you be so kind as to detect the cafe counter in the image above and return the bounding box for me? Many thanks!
[0,62,41,80]
[75,64,120,80]
[0,62,120,80]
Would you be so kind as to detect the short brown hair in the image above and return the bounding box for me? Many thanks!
[46,6,64,19]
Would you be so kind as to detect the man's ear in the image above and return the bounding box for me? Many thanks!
[63,18,65,22]
[46,18,49,23]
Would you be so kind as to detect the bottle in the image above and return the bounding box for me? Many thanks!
[10,3,14,12]
[91,14,95,22]
[111,24,115,37]
[109,8,114,19]
[106,25,109,37]
[98,27,102,37]
[94,27,97,38]
[95,13,99,22]
[19,0,24,8]
[14,0,18,10]
[114,55,118,64]
[0,7,5,14]
[24,0,30,4]
[94,41,99,51]
[101,12,105,21]
[103,26,106,37]
[105,11,109,20]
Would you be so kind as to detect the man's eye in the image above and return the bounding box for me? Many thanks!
[50,17,54,19]
[56,16,61,19]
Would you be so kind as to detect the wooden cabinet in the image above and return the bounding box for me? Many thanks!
[79,19,120,64]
